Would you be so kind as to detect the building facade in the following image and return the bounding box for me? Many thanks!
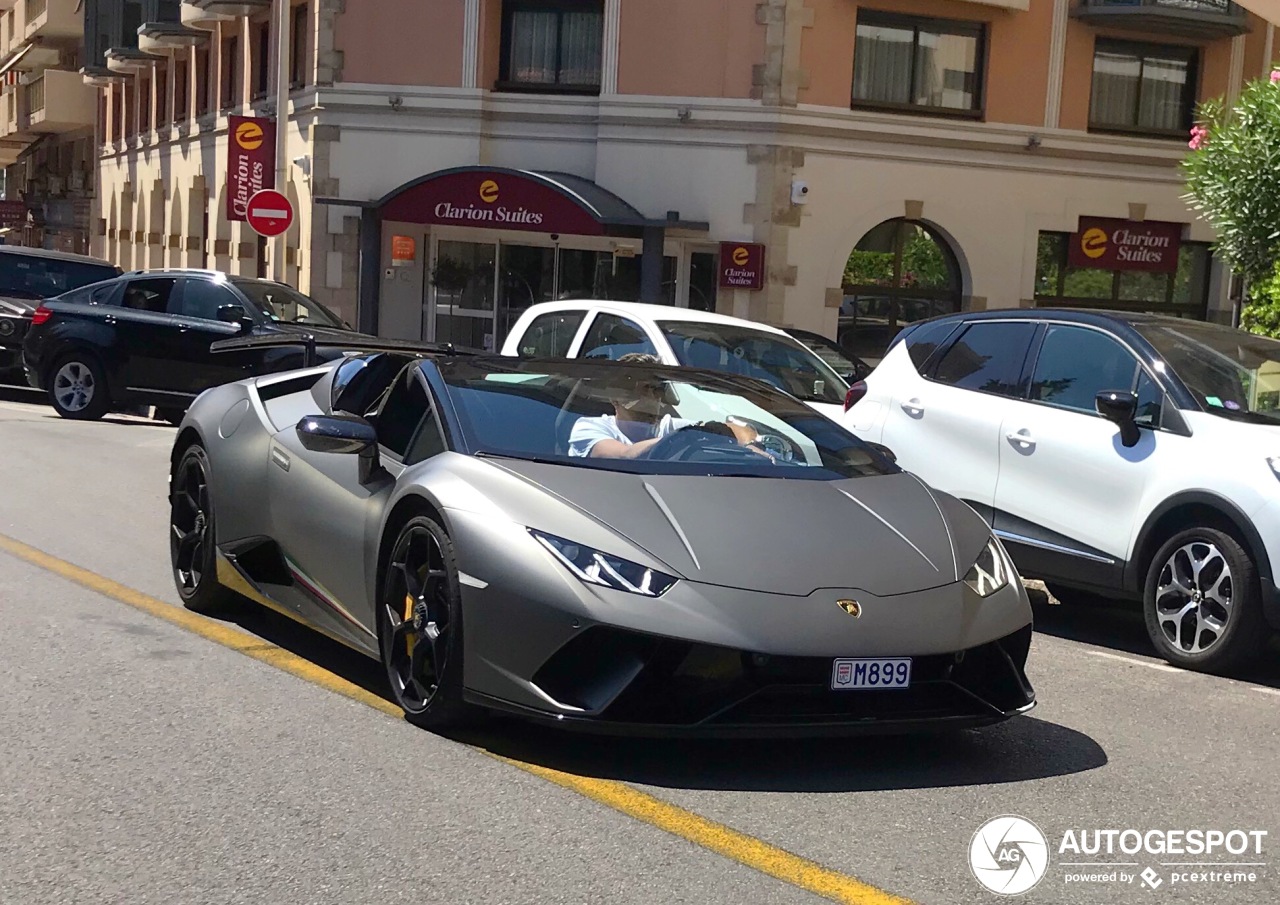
[0,0,98,253]
[90,0,1278,359]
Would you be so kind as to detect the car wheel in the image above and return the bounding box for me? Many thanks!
[155,406,186,426]
[48,354,109,421]
[170,444,238,614]
[378,515,470,729]
[1143,527,1266,673]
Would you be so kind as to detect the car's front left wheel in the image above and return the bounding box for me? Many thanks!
[379,515,470,729]
[48,353,109,421]
[1143,527,1266,673]
[170,444,238,614]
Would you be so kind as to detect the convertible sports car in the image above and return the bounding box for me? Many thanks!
[169,341,1036,734]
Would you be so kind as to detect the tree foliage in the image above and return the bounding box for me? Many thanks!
[1183,73,1280,287]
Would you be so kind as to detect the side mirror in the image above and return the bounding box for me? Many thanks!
[296,414,384,483]
[867,442,897,465]
[217,304,254,332]
[1095,390,1141,448]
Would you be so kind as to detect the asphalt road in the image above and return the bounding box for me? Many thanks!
[2,389,1278,905]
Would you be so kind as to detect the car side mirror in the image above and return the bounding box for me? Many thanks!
[867,442,897,465]
[217,304,254,332]
[296,414,384,483]
[1095,390,1141,448]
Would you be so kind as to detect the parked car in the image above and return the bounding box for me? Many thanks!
[0,246,120,383]
[501,300,850,423]
[848,307,1280,672]
[23,268,361,422]
[171,342,1035,733]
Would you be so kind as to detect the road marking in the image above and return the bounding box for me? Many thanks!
[1087,650,1181,673]
[0,531,912,905]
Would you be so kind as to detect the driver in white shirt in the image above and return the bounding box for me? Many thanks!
[568,353,761,459]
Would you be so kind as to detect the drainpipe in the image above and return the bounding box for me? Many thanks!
[273,0,289,282]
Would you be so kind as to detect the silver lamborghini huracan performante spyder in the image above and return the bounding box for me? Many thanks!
[169,343,1036,734]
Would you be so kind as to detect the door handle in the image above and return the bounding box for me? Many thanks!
[1006,429,1037,449]
[900,397,925,416]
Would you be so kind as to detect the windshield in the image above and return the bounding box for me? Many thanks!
[232,279,346,328]
[658,321,849,404]
[438,359,893,479]
[1136,321,1280,423]
[0,254,117,300]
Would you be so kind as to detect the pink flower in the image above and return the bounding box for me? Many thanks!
[1271,69,1280,83]
[1188,124,1208,150]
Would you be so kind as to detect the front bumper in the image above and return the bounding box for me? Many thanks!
[467,623,1036,736]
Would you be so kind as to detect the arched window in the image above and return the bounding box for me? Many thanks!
[839,219,962,363]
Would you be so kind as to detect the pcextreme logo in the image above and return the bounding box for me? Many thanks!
[479,179,500,204]
[731,246,750,267]
[234,121,264,151]
[1079,227,1108,259]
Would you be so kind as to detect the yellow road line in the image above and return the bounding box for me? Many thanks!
[0,531,913,905]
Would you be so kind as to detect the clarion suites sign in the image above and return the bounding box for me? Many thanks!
[1067,217,1183,274]
[227,115,276,222]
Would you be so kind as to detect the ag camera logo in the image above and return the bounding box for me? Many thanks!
[970,815,1050,895]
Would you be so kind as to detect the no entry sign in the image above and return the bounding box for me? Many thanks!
[246,189,294,238]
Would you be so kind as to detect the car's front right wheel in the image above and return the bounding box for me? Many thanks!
[1143,526,1266,673]
[378,515,470,730]
[170,443,238,614]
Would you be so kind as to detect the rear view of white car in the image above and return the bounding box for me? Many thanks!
[501,300,850,423]
[848,308,1280,673]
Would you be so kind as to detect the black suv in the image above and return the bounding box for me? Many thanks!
[0,246,121,383]
[23,269,363,421]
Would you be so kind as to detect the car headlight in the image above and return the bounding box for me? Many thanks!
[964,538,1010,598]
[530,529,677,597]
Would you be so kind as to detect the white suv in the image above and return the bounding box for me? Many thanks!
[847,308,1280,672]
[501,300,849,423]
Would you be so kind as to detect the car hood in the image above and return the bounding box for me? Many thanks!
[0,295,38,316]
[485,460,990,596]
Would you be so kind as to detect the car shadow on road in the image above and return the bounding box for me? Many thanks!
[451,712,1107,794]
[211,590,1109,793]
[1027,584,1280,690]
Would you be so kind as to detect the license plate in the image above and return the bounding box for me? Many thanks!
[831,657,912,690]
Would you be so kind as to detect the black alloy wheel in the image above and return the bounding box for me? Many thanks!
[1143,527,1265,673]
[169,444,237,614]
[379,516,469,728]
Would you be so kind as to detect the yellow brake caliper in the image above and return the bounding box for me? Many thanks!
[404,593,416,656]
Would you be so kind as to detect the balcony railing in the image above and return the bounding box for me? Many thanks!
[24,0,45,19]
[1072,0,1248,36]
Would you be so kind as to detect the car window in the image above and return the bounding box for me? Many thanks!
[517,311,586,358]
[0,254,117,299]
[1030,325,1140,414]
[120,278,177,313]
[172,279,241,321]
[55,281,118,306]
[371,365,431,459]
[1135,369,1162,428]
[231,279,345,328]
[932,322,1036,396]
[578,313,657,360]
[904,320,960,371]
[405,410,447,464]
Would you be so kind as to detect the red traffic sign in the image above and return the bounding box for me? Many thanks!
[245,189,294,238]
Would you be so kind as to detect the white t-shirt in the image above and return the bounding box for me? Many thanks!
[568,414,693,457]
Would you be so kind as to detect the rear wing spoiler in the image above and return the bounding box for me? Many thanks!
[209,332,482,367]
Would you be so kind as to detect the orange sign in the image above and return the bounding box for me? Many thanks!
[478,180,499,204]
[391,235,416,267]
[234,120,265,150]
[719,242,766,291]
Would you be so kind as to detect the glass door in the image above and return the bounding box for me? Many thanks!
[430,240,496,349]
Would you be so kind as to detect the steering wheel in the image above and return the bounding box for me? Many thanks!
[645,423,774,463]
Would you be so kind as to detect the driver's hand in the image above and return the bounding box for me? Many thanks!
[725,421,760,446]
